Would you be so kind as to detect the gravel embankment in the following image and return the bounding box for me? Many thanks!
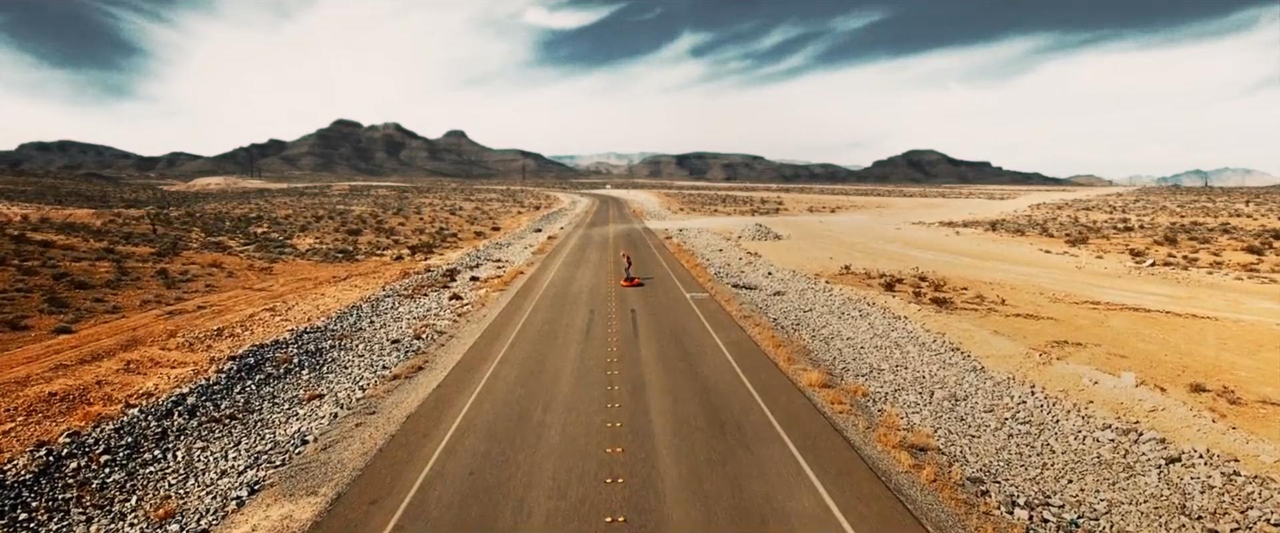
[622,191,1280,532]
[0,195,587,533]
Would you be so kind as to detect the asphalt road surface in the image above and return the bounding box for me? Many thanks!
[311,195,927,533]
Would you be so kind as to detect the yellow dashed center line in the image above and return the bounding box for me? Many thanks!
[604,203,634,525]
[603,203,629,525]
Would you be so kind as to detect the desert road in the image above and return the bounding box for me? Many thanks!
[311,195,926,532]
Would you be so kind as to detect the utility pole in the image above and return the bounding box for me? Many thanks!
[521,159,526,182]
[247,149,255,178]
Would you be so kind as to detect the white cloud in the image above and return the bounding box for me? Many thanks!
[629,7,662,22]
[0,1,1275,177]
[521,2,622,30]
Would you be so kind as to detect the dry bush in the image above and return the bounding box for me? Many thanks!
[927,295,954,308]
[873,273,902,292]
[873,409,903,450]
[1063,233,1090,247]
[842,382,871,399]
[919,461,938,484]
[906,428,939,452]
[1215,385,1247,406]
[1188,381,1211,394]
[300,390,325,403]
[800,369,831,389]
[389,360,426,381]
[148,498,178,522]
[819,389,847,407]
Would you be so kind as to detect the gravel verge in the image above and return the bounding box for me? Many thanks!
[617,191,1280,533]
[0,194,588,533]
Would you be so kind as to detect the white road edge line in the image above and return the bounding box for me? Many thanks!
[635,212,858,533]
[381,199,596,533]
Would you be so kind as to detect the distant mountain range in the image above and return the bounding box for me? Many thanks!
[0,119,575,178]
[850,150,1067,185]
[616,149,1071,185]
[549,152,659,168]
[628,153,860,182]
[551,153,865,172]
[1112,169,1278,187]
[1156,168,1278,187]
[2,123,1271,186]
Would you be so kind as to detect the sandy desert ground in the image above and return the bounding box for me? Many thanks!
[646,186,1280,475]
[0,175,554,460]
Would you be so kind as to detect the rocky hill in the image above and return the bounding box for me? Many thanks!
[0,120,576,179]
[629,153,857,182]
[627,150,1072,185]
[851,150,1070,185]
[0,141,201,174]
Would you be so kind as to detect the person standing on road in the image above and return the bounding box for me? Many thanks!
[621,251,633,280]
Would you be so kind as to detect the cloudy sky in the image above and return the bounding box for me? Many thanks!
[1,0,1276,177]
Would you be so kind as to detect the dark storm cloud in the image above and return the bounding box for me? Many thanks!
[541,0,1275,73]
[0,0,188,72]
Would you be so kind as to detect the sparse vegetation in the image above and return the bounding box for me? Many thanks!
[0,175,552,352]
[941,186,1280,278]
[831,267,1001,313]
[800,369,831,389]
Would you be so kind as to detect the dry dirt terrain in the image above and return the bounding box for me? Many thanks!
[651,186,1280,476]
[940,186,1280,279]
[0,175,553,460]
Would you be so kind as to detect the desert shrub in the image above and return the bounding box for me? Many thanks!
[41,292,71,311]
[926,277,948,291]
[67,277,95,291]
[1216,386,1246,406]
[2,314,32,331]
[1064,234,1090,247]
[878,275,903,292]
[1243,243,1267,256]
[51,323,75,335]
[927,295,954,308]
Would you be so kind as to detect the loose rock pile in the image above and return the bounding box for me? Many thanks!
[736,222,786,241]
[0,195,587,533]
[666,223,1280,533]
